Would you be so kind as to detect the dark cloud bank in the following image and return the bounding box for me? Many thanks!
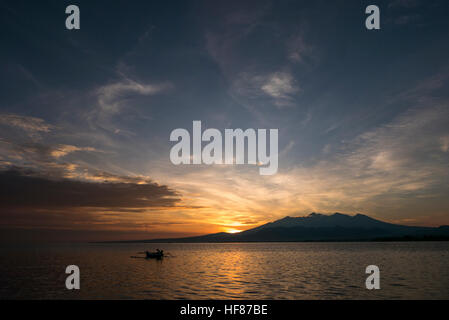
[0,167,181,242]
[0,167,179,208]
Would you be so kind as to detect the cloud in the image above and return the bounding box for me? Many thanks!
[0,138,100,175]
[50,144,98,158]
[86,77,173,134]
[96,78,172,115]
[0,110,152,196]
[0,167,185,240]
[231,71,299,109]
[333,105,448,187]
[0,167,179,209]
[440,136,449,152]
[261,72,299,104]
[0,114,54,133]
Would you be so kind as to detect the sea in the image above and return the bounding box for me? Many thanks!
[1,242,448,299]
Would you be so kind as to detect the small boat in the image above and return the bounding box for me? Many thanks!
[145,250,164,259]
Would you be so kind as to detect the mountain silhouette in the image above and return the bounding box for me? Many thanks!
[110,213,449,243]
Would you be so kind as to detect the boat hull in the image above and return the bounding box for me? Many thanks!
[146,252,163,259]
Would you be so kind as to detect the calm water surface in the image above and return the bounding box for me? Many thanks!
[1,242,448,299]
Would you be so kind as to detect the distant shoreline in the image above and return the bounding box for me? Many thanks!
[93,235,449,244]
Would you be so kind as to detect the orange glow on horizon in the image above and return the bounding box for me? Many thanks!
[226,228,243,234]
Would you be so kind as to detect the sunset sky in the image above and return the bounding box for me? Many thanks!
[1,0,449,242]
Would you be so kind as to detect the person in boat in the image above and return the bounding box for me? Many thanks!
[146,249,163,257]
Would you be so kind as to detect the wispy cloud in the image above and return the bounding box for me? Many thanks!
[0,114,54,134]
[96,78,172,115]
[231,71,300,109]
[0,138,101,176]
[50,144,98,159]
[440,136,449,152]
[86,77,173,135]
[261,72,300,107]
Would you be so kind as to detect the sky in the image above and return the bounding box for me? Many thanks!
[1,0,449,242]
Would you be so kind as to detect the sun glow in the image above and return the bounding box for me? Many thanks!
[226,228,242,234]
